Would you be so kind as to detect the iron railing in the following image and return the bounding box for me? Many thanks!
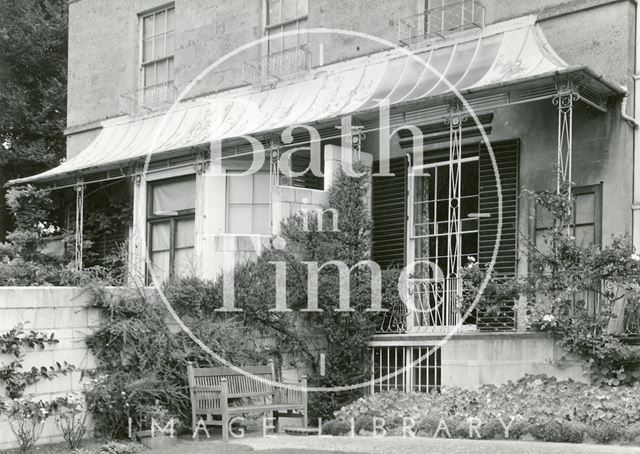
[376,275,518,334]
[370,346,441,394]
[398,0,485,45]
[242,46,311,86]
[120,82,178,114]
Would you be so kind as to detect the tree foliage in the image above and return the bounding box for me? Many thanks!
[0,0,68,238]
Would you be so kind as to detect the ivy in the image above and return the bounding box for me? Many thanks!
[0,323,75,398]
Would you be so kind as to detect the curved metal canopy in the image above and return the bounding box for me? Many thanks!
[12,15,623,185]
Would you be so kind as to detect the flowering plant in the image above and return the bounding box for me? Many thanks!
[1,397,50,453]
[51,392,88,450]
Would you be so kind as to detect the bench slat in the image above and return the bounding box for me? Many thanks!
[187,361,308,440]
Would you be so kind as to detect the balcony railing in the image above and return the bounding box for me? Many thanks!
[376,275,518,335]
[120,82,178,114]
[398,0,485,45]
[242,46,311,86]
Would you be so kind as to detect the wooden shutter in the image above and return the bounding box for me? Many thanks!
[477,139,519,330]
[478,139,519,276]
[371,157,407,268]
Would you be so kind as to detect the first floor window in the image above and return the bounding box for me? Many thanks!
[226,171,271,235]
[148,176,195,281]
[140,5,175,106]
[265,0,308,73]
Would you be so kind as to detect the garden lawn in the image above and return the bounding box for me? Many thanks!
[231,435,640,454]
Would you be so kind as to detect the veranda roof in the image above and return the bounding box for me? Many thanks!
[11,15,624,185]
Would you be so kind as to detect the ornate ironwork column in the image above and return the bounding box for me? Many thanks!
[553,78,580,198]
[74,178,85,271]
[445,103,465,326]
[445,103,465,280]
[268,135,281,234]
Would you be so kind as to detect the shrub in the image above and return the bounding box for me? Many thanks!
[507,420,533,440]
[333,375,640,443]
[529,420,586,443]
[587,422,626,444]
[2,397,50,453]
[415,415,441,437]
[623,423,640,443]
[51,393,88,450]
[321,419,352,436]
[353,415,374,434]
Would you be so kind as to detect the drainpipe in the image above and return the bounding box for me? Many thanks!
[632,4,640,253]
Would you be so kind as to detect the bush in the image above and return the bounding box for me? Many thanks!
[529,421,586,443]
[321,419,352,436]
[623,423,640,443]
[415,415,441,437]
[333,375,640,444]
[587,422,626,443]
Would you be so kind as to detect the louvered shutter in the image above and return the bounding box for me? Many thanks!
[478,139,519,276]
[371,157,407,268]
[477,139,519,330]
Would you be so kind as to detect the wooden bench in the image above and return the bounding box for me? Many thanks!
[187,360,308,440]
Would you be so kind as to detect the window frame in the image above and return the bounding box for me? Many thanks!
[264,0,309,57]
[533,183,603,247]
[138,4,176,100]
[146,175,196,280]
[225,170,272,235]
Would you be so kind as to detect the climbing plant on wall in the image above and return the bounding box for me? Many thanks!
[0,323,75,398]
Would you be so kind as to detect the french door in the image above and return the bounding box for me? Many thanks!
[406,156,479,330]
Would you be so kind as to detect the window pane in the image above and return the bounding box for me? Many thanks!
[282,0,297,22]
[143,64,155,87]
[151,222,170,251]
[167,57,175,82]
[156,59,168,83]
[253,205,270,234]
[154,10,166,35]
[165,31,175,57]
[166,8,175,31]
[174,248,195,277]
[143,38,154,63]
[154,35,166,59]
[575,225,595,245]
[298,27,308,46]
[228,206,253,234]
[253,172,271,204]
[268,29,282,53]
[575,193,595,225]
[143,15,154,38]
[152,178,196,215]
[175,218,195,248]
[268,0,281,24]
[283,22,298,50]
[228,173,253,204]
[150,251,170,281]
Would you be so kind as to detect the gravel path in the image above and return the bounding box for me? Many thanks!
[228,435,640,454]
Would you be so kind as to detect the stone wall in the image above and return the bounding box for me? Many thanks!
[0,287,99,450]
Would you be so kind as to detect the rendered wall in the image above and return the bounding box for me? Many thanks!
[441,332,586,387]
[0,287,99,450]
